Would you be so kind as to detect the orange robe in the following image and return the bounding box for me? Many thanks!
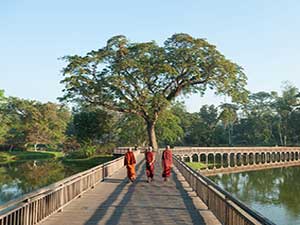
[124,152,136,181]
[162,150,173,177]
[145,151,155,178]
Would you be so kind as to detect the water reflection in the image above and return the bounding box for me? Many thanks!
[0,160,80,205]
[210,166,300,225]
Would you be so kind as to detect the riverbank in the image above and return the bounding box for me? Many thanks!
[62,155,116,170]
[186,162,207,170]
[0,153,118,205]
[0,150,64,164]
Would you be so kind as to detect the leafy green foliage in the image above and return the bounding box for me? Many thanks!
[66,144,96,159]
[2,97,71,150]
[116,114,147,146]
[72,108,115,144]
[156,109,184,146]
[0,90,9,143]
[60,33,248,148]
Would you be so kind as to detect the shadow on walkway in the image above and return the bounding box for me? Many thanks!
[80,152,209,225]
[103,178,125,184]
[83,159,145,225]
[103,164,146,225]
[102,154,206,225]
[172,169,206,225]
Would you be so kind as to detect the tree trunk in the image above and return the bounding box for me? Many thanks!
[146,121,158,150]
[284,135,287,146]
[34,143,38,151]
[278,124,283,146]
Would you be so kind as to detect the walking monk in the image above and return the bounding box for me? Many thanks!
[145,146,155,183]
[124,147,136,182]
[162,145,173,181]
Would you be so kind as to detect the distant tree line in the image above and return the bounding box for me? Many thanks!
[171,82,300,147]
[0,81,299,152]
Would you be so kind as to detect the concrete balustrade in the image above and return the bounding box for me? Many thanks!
[173,147,300,175]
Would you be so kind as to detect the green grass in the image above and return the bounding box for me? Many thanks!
[0,152,16,163]
[186,162,208,170]
[0,150,64,164]
[62,155,117,170]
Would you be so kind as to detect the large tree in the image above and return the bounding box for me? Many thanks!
[0,89,9,143]
[4,98,70,150]
[272,83,300,145]
[219,103,239,146]
[60,33,248,149]
[72,108,115,144]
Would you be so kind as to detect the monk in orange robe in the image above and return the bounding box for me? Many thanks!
[162,145,173,181]
[124,147,136,182]
[145,146,155,183]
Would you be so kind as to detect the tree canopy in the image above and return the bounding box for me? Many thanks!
[60,33,248,149]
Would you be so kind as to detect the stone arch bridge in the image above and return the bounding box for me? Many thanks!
[173,146,300,172]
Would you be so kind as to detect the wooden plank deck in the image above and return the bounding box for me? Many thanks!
[42,154,220,225]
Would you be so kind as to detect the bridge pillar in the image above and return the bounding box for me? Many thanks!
[221,154,224,168]
[258,153,262,164]
[246,153,249,166]
[234,153,238,168]
[283,152,286,162]
[213,153,216,169]
[205,154,208,170]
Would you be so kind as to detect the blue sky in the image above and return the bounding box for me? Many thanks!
[1,0,300,112]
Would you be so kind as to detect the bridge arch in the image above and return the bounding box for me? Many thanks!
[249,153,254,165]
[192,153,199,162]
[241,153,247,166]
[207,153,214,169]
[229,153,235,167]
[200,153,206,165]
[183,155,191,162]
[215,153,222,168]
[222,153,229,168]
[276,152,281,162]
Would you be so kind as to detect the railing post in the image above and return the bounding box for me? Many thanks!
[25,202,30,225]
[225,196,229,225]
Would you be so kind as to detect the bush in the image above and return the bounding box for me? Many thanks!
[95,143,116,155]
[66,144,96,159]
[62,137,81,153]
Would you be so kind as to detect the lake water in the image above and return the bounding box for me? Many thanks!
[209,166,300,225]
[0,160,83,206]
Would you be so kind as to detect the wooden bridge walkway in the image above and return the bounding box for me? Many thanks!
[42,154,220,225]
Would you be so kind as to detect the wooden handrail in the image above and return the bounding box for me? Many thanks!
[0,150,140,225]
[0,155,123,211]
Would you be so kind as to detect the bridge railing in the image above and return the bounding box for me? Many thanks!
[113,146,147,155]
[172,146,300,153]
[173,155,276,225]
[0,151,139,225]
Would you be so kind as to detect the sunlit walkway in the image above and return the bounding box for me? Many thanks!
[42,154,220,225]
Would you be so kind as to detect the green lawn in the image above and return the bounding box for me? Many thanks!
[0,150,115,170]
[0,152,15,163]
[186,162,208,170]
[62,155,117,170]
[0,150,64,164]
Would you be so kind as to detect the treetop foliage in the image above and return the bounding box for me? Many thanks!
[60,33,249,122]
